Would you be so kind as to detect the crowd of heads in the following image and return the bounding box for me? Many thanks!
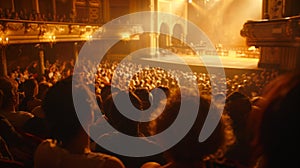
[1,57,299,168]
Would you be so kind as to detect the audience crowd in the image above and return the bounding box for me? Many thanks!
[1,57,298,168]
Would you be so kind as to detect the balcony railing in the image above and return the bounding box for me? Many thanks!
[0,18,144,45]
[0,19,101,45]
[240,15,300,47]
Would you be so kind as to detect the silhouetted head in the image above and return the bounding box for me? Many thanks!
[148,89,234,163]
[42,75,96,144]
[257,72,300,168]
[0,77,19,110]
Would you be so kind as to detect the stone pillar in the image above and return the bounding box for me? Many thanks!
[11,0,15,12]
[74,42,79,62]
[52,0,57,16]
[149,0,157,56]
[149,33,158,56]
[38,49,45,75]
[103,0,110,22]
[72,0,76,13]
[1,47,7,77]
[71,0,76,22]
[34,0,40,14]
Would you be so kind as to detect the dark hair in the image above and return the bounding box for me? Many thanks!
[0,77,18,110]
[20,78,38,98]
[258,72,300,168]
[148,89,234,162]
[42,75,95,144]
[133,88,151,110]
[225,91,252,127]
[36,82,51,100]
[102,90,141,136]
[224,91,254,166]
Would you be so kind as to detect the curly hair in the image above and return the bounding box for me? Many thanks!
[147,88,235,163]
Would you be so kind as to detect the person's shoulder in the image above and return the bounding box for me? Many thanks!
[31,106,44,118]
[102,155,125,168]
[17,111,34,118]
[141,162,162,168]
[35,139,61,152]
[88,152,125,168]
[0,114,7,121]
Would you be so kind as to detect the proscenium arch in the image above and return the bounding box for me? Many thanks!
[159,22,170,48]
[172,23,184,46]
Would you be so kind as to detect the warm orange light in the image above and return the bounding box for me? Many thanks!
[121,33,130,41]
[0,37,9,45]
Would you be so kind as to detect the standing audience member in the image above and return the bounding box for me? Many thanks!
[18,78,42,113]
[27,62,39,78]
[94,90,166,168]
[30,80,52,119]
[0,88,40,168]
[34,75,125,168]
[16,78,49,139]
[0,77,34,130]
[224,91,255,168]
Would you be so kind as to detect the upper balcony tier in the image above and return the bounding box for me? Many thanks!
[0,18,144,45]
[0,19,101,45]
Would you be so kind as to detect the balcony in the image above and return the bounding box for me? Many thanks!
[0,19,101,45]
[240,15,300,47]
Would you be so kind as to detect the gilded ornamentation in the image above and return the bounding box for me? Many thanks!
[6,22,24,31]
[0,19,101,44]
[285,20,293,37]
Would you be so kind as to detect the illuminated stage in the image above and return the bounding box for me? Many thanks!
[134,54,261,76]
[142,55,259,70]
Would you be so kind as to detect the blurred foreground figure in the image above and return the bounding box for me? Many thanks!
[224,91,256,167]
[252,72,300,168]
[142,88,235,168]
[34,76,125,168]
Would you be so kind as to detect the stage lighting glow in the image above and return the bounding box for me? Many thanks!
[121,33,130,41]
